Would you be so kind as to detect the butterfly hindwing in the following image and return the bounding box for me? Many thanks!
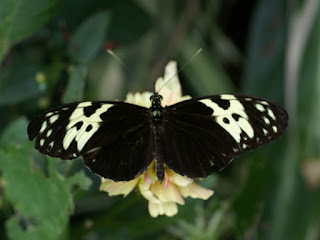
[28,101,154,180]
[83,122,154,181]
[162,94,288,178]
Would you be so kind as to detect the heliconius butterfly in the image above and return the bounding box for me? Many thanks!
[27,88,288,182]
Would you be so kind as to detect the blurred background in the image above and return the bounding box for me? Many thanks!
[0,0,320,239]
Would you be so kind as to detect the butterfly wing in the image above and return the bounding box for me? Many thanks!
[28,101,154,181]
[161,94,288,178]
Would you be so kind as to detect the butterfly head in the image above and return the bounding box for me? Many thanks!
[150,93,163,122]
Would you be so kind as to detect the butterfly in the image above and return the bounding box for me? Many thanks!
[27,91,288,182]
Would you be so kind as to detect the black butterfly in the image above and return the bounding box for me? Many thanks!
[28,93,288,182]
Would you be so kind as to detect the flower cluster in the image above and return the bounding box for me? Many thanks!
[100,61,214,217]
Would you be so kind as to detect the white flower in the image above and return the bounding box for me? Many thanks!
[100,61,214,217]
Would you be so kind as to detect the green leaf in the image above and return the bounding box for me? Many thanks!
[107,0,151,44]
[60,1,150,44]
[62,65,88,103]
[232,156,274,236]
[0,0,62,62]
[68,11,110,64]
[0,63,41,106]
[242,0,286,101]
[0,119,91,240]
[0,117,28,148]
[180,38,235,96]
[168,202,227,240]
[267,2,320,240]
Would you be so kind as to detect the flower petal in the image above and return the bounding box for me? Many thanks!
[125,91,153,107]
[99,178,139,197]
[143,161,158,182]
[155,61,180,96]
[167,169,193,187]
[148,201,178,218]
[150,181,185,205]
[154,61,192,106]
[138,180,161,204]
[178,182,214,200]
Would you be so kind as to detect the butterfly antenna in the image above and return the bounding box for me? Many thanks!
[106,49,130,73]
[157,48,202,94]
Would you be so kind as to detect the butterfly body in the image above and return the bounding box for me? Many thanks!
[28,93,288,182]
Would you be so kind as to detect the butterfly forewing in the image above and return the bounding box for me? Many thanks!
[28,101,155,180]
[161,94,288,178]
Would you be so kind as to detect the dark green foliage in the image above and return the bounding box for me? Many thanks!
[68,12,110,64]
[0,119,90,240]
[0,0,62,61]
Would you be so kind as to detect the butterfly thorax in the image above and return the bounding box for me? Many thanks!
[150,93,163,122]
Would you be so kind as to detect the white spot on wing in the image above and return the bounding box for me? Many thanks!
[78,102,92,108]
[255,103,265,112]
[40,121,47,133]
[267,108,276,120]
[49,115,59,124]
[263,116,270,125]
[237,118,254,138]
[47,129,52,137]
[63,103,113,151]
[69,109,85,121]
[199,99,247,118]
[200,98,254,143]
[216,116,242,142]
[45,112,53,117]
[273,126,278,132]
[220,94,236,100]
[233,148,239,153]
[63,127,79,150]
[40,139,45,146]
[76,125,99,151]
[263,128,268,135]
